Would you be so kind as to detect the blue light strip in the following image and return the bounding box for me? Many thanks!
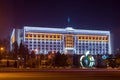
[109,34,112,54]
[24,26,110,35]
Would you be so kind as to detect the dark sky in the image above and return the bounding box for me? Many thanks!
[0,0,120,50]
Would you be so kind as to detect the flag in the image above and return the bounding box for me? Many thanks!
[67,17,70,24]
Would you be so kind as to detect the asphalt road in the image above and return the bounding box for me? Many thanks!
[0,69,120,80]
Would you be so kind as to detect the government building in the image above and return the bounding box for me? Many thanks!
[10,26,112,55]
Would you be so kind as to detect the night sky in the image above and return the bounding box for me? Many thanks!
[0,0,120,50]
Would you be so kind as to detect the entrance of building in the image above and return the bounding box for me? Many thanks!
[64,34,75,54]
[64,48,75,54]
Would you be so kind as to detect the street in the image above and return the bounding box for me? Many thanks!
[0,69,120,80]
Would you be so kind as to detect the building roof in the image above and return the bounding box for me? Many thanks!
[24,26,110,35]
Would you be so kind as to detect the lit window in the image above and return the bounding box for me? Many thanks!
[96,37,98,40]
[50,35,52,38]
[38,35,40,37]
[89,37,91,40]
[25,34,28,37]
[106,37,108,40]
[54,35,56,38]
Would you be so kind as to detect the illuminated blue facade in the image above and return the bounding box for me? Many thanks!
[11,26,112,55]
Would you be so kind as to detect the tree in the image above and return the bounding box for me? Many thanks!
[106,54,116,68]
[30,51,36,59]
[109,59,116,68]
[19,41,25,57]
[47,52,55,66]
[66,54,73,66]
[13,41,18,53]
[54,51,61,66]
[115,53,120,67]
[29,51,36,68]
[61,54,69,66]
[12,41,18,59]
[54,51,69,67]
[23,46,29,68]
[18,40,30,68]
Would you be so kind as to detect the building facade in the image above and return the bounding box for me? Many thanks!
[10,26,112,55]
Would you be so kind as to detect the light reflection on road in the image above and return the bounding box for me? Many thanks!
[0,70,120,80]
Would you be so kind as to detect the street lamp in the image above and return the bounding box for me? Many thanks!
[0,47,4,51]
[0,47,4,60]
[0,47,4,54]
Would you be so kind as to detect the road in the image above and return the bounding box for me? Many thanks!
[0,69,120,80]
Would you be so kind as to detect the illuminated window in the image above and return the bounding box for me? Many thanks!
[50,35,52,38]
[38,35,40,37]
[46,35,48,38]
[99,37,101,40]
[96,37,98,40]
[54,35,56,38]
[25,34,28,37]
[42,35,44,38]
[86,36,88,39]
[106,37,108,40]
[30,34,32,37]
[58,36,60,38]
[34,35,36,37]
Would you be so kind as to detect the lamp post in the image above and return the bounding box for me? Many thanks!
[0,47,4,60]
[0,47,4,53]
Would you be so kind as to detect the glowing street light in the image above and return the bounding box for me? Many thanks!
[0,47,4,51]
[0,47,4,54]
